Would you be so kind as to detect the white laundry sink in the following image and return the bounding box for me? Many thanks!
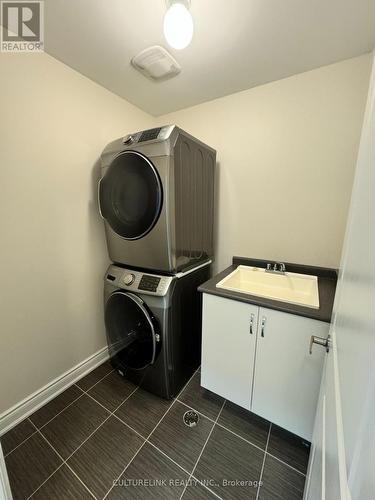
[216,265,319,309]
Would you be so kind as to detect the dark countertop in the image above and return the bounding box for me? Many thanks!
[198,256,338,323]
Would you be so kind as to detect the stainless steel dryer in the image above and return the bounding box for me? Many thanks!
[98,125,216,274]
[103,261,211,398]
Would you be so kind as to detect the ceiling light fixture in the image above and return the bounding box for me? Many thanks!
[163,0,194,50]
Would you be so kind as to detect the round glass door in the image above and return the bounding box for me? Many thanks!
[99,151,163,240]
[105,292,159,370]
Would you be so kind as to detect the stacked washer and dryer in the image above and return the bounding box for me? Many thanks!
[99,125,216,398]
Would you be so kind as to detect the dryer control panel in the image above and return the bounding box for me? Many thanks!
[122,125,173,146]
[105,265,173,297]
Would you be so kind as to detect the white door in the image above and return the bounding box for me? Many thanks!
[252,308,328,440]
[305,51,375,500]
[304,333,345,500]
[304,358,326,500]
[0,444,12,500]
[201,293,258,408]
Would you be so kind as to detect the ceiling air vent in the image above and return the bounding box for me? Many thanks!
[131,45,181,81]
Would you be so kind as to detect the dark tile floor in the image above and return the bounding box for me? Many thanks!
[1,361,310,500]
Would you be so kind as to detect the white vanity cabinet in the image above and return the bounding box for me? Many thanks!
[200,293,258,409]
[251,307,328,440]
[201,293,329,440]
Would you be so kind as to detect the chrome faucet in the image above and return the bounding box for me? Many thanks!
[266,262,286,274]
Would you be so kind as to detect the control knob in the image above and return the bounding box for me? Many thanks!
[123,273,135,286]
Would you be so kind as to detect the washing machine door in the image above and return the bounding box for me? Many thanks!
[99,151,163,240]
[105,291,160,370]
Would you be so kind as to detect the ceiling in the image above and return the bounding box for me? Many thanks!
[44,0,375,116]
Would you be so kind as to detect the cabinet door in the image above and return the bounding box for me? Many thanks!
[252,307,329,440]
[201,293,258,409]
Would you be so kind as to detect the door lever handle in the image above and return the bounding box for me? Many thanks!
[309,335,330,355]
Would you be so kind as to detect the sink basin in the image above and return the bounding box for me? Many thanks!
[216,265,319,309]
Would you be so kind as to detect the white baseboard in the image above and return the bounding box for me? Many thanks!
[0,346,109,436]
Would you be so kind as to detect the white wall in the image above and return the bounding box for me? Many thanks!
[156,55,371,272]
[0,52,152,414]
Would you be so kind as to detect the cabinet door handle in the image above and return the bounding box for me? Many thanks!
[261,316,266,337]
[249,313,255,334]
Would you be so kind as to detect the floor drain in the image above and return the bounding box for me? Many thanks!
[183,410,199,427]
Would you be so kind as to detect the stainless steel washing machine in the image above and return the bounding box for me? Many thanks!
[103,261,211,398]
[98,125,216,274]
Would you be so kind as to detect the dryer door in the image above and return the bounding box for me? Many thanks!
[105,291,160,371]
[99,151,163,240]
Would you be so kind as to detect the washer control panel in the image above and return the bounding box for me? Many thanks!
[138,275,160,292]
[105,265,173,296]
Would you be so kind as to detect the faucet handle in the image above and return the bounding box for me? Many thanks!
[275,262,286,272]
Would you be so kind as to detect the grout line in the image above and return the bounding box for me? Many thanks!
[76,367,115,394]
[140,395,177,445]
[214,421,266,454]
[4,364,194,460]
[175,397,267,455]
[102,394,180,500]
[84,392,118,415]
[7,368,116,458]
[189,476,223,500]
[255,423,272,500]
[110,406,192,477]
[146,440,191,476]
[3,425,38,458]
[26,376,139,499]
[4,367,115,454]
[28,425,97,500]
[175,397,307,477]
[65,369,203,498]
[4,385,87,457]
[111,413,147,440]
[90,366,307,496]
[102,441,146,500]
[175,366,201,399]
[65,385,139,462]
[28,370,114,429]
[111,410,223,500]
[106,365,200,445]
[265,451,307,477]
[36,391,85,431]
[178,399,226,500]
[100,369,203,500]
[33,382,188,500]
[64,464,97,500]
[26,463,65,500]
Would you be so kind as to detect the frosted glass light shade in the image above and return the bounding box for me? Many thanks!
[163,2,194,50]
